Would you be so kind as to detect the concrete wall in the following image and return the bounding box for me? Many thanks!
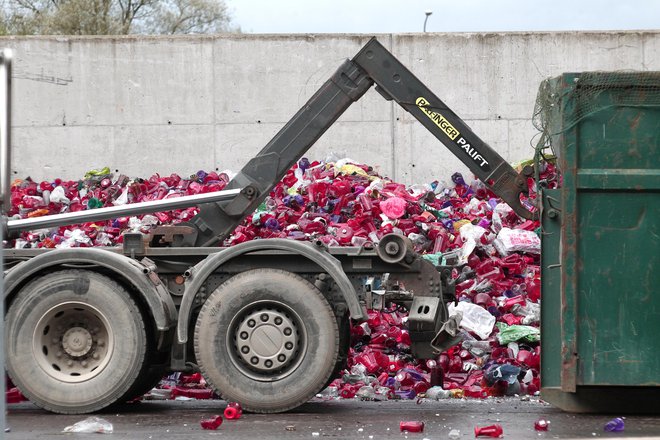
[2,31,658,184]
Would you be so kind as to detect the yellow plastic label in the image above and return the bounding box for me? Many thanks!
[416,97,460,140]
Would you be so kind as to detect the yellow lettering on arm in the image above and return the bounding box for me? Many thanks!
[416,97,460,140]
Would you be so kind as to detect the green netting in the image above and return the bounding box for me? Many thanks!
[533,71,660,153]
[532,71,660,172]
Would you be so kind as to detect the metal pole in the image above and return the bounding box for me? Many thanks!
[0,47,12,437]
[423,10,433,32]
[6,188,242,235]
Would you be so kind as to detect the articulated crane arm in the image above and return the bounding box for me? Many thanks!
[4,38,535,242]
[178,38,537,247]
[352,40,536,221]
[84,38,537,246]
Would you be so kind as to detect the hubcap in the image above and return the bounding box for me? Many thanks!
[33,302,114,383]
[228,301,306,381]
[62,327,93,358]
[236,310,297,372]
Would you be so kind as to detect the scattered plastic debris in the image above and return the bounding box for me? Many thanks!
[425,386,452,400]
[145,388,172,400]
[5,387,27,403]
[604,417,625,432]
[448,301,496,339]
[400,421,425,433]
[171,387,214,400]
[474,423,503,438]
[495,323,541,345]
[448,429,461,439]
[200,415,223,430]
[494,228,541,254]
[224,402,243,420]
[534,419,550,431]
[63,416,113,434]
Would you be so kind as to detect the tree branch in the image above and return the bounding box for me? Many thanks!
[15,0,42,13]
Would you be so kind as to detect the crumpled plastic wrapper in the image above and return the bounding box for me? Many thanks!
[63,416,113,433]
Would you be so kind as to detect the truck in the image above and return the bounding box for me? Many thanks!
[1,38,536,415]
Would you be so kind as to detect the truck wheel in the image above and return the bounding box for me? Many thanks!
[194,269,339,413]
[118,356,168,403]
[5,270,147,414]
[324,313,350,389]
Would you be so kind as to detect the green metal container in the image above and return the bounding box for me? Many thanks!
[539,72,660,412]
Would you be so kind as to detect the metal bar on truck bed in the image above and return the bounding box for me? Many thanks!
[6,188,242,235]
[0,46,11,437]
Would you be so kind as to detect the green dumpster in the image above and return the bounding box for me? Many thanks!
[537,72,660,413]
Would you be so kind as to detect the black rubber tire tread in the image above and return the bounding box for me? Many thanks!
[118,361,168,403]
[114,309,166,405]
[194,268,339,413]
[5,269,147,414]
[324,313,351,389]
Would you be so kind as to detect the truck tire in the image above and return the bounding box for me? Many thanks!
[324,313,350,389]
[194,269,339,413]
[5,269,147,414]
[118,357,168,404]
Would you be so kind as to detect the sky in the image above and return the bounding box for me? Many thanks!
[226,0,658,34]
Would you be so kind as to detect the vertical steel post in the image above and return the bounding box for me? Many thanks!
[0,47,12,436]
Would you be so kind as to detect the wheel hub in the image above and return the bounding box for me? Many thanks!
[62,327,93,358]
[34,302,113,383]
[235,309,298,373]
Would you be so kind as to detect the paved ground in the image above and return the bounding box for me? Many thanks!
[5,397,660,439]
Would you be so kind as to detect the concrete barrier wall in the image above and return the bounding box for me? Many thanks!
[2,31,658,184]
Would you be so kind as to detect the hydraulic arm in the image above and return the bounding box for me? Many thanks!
[4,37,535,243]
[180,58,374,247]
[182,37,536,247]
[353,40,536,221]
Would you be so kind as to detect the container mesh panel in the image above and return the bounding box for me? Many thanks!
[532,71,660,158]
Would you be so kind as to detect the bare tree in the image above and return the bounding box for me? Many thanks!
[0,0,43,34]
[0,0,237,35]
[117,0,157,34]
[146,0,233,34]
[46,0,120,35]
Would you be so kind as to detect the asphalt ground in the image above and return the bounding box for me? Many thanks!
[5,396,660,440]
